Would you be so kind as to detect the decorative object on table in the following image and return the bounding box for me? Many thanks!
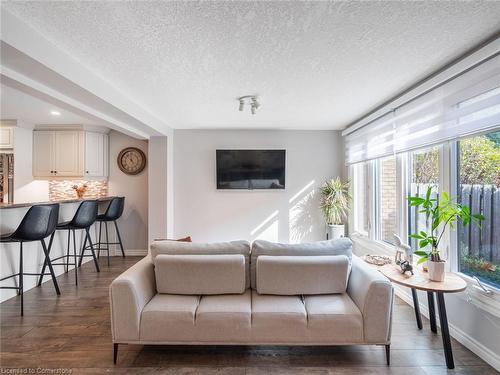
[393,234,413,264]
[319,177,351,240]
[117,147,146,175]
[72,183,88,199]
[363,254,391,266]
[408,186,484,282]
[398,260,414,275]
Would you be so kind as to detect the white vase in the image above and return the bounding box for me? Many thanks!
[428,260,445,282]
[327,224,345,240]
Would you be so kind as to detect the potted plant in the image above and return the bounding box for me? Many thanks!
[408,186,484,281]
[320,177,351,240]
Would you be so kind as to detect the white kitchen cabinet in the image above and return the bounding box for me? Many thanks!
[85,132,109,178]
[0,127,14,149]
[33,130,55,176]
[33,130,85,178]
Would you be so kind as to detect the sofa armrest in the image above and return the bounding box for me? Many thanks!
[347,255,394,344]
[109,256,156,342]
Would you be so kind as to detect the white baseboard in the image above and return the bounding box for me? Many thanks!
[394,287,500,372]
[120,249,148,256]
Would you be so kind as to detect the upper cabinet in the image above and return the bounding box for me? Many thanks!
[33,130,108,179]
[0,127,14,150]
[85,132,109,178]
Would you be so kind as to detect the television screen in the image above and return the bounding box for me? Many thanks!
[216,150,286,190]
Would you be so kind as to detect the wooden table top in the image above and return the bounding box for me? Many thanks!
[379,263,467,293]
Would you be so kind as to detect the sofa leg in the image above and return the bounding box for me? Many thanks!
[113,343,119,364]
[385,344,390,366]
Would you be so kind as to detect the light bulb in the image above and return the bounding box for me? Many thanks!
[251,104,256,115]
[239,100,244,111]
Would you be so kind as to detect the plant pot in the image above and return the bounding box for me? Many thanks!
[327,224,345,240]
[428,260,445,282]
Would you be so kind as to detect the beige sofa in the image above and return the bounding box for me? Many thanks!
[110,238,394,364]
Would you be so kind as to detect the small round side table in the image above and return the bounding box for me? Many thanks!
[379,264,467,369]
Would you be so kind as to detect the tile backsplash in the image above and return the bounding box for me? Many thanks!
[49,180,108,200]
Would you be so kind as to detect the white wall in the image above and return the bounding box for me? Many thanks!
[173,130,342,243]
[108,130,148,254]
[148,136,170,245]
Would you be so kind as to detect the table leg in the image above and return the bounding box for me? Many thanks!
[411,288,423,330]
[436,292,454,369]
[427,291,437,333]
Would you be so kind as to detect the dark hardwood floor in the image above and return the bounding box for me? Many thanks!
[1,256,497,374]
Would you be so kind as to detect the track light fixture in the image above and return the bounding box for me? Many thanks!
[237,95,260,115]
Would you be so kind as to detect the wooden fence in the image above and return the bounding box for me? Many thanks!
[458,184,500,264]
[409,184,499,264]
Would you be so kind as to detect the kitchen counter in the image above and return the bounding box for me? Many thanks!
[0,196,116,209]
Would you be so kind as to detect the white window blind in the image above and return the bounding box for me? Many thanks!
[345,53,500,165]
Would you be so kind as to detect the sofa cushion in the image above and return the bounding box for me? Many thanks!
[250,238,353,288]
[304,294,363,343]
[140,294,200,342]
[154,254,246,295]
[150,240,251,288]
[256,255,350,295]
[251,290,307,342]
[195,290,252,342]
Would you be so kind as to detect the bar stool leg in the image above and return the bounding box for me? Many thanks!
[72,229,78,285]
[114,220,125,257]
[105,221,110,266]
[65,229,71,273]
[38,232,55,287]
[78,232,87,268]
[40,239,60,295]
[86,228,100,272]
[97,221,102,259]
[19,242,23,316]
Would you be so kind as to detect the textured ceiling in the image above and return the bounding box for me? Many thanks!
[3,1,500,130]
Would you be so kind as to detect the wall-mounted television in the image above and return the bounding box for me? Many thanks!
[216,149,286,190]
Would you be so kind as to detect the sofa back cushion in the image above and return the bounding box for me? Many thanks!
[154,254,246,295]
[250,238,353,288]
[150,240,251,288]
[256,255,350,295]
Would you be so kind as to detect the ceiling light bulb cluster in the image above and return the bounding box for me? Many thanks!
[238,95,260,115]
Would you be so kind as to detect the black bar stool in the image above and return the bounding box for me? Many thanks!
[0,204,61,316]
[91,197,125,266]
[39,200,100,286]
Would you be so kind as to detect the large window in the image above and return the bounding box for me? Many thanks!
[345,51,500,300]
[458,131,500,289]
[377,156,397,245]
[408,147,440,251]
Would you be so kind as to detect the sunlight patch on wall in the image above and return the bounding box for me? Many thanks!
[289,182,316,243]
[289,180,315,204]
[251,210,279,236]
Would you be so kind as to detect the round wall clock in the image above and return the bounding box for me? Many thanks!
[117,147,146,175]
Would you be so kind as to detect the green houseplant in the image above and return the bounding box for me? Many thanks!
[408,186,484,281]
[320,177,351,240]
